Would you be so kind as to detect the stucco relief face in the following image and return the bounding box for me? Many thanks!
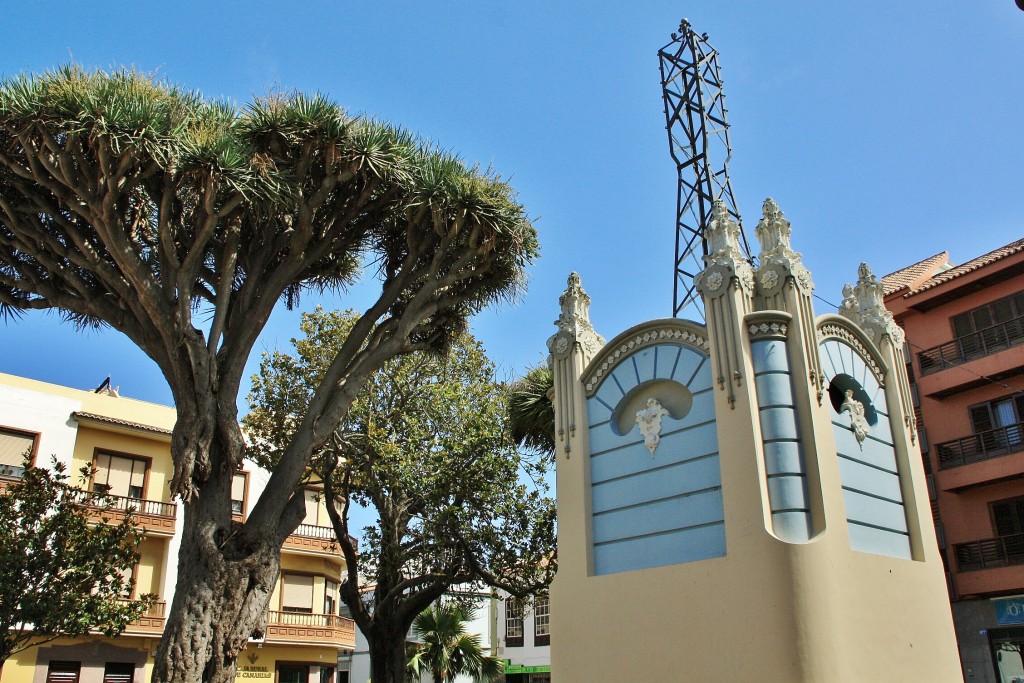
[635,397,670,455]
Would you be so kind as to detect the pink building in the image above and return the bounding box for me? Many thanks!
[883,238,1024,683]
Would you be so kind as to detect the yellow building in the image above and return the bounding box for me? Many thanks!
[0,373,355,683]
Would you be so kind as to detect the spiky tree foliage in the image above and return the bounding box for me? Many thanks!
[0,67,538,683]
[406,603,502,683]
[0,458,155,672]
[507,365,556,456]
[244,309,555,683]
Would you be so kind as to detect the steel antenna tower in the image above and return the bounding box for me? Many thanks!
[659,19,751,319]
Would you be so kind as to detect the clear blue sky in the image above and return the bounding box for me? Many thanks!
[2,0,1023,408]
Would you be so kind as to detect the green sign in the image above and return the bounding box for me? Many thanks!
[503,663,552,674]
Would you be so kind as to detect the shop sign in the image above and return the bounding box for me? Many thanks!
[995,598,1024,625]
[504,664,551,674]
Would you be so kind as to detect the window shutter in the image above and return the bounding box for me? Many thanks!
[231,473,246,513]
[103,663,134,683]
[46,662,81,683]
[0,428,34,468]
[282,574,314,611]
[970,406,994,433]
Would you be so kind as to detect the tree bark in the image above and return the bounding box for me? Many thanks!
[367,622,412,683]
[152,425,299,683]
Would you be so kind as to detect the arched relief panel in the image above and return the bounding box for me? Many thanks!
[817,321,911,560]
[582,321,724,576]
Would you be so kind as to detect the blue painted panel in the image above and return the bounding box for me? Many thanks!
[772,511,813,543]
[588,408,717,462]
[590,421,718,483]
[766,474,809,512]
[754,371,795,407]
[833,426,898,472]
[848,522,912,560]
[685,355,713,392]
[631,347,657,385]
[592,379,625,416]
[593,523,726,575]
[586,395,614,424]
[837,456,903,502]
[591,455,721,514]
[842,488,909,533]
[611,360,641,395]
[763,440,804,475]
[751,339,789,373]
[759,406,800,441]
[592,488,724,544]
[669,346,705,387]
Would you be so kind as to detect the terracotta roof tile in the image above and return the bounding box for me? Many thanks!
[881,251,949,296]
[905,238,1024,296]
[72,411,173,436]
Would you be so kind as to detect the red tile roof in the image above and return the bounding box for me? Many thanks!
[882,238,1024,299]
[906,238,1024,296]
[881,251,948,296]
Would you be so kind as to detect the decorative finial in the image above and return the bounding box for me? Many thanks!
[547,272,605,362]
[841,262,903,345]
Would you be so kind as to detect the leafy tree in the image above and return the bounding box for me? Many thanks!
[406,603,502,683]
[507,365,555,456]
[0,67,538,683]
[245,308,555,683]
[0,458,155,673]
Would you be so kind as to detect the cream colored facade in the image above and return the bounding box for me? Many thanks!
[547,201,962,682]
[0,373,354,683]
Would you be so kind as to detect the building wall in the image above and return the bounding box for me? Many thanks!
[0,373,355,683]
[884,244,1024,683]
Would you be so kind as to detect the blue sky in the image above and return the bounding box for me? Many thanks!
[2,0,1023,408]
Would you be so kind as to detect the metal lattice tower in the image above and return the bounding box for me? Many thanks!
[659,19,751,319]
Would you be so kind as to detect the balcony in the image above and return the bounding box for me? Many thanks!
[121,600,167,637]
[918,316,1024,376]
[282,523,340,557]
[936,421,1024,469]
[75,490,177,536]
[264,610,355,648]
[954,533,1024,572]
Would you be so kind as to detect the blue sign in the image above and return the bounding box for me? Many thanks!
[995,598,1024,625]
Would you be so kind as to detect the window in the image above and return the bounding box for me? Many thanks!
[277,664,309,683]
[46,661,81,683]
[533,596,550,646]
[231,472,247,516]
[103,662,134,683]
[0,426,36,478]
[281,574,314,613]
[93,452,148,499]
[324,580,338,615]
[319,666,335,683]
[303,488,329,527]
[969,394,1024,450]
[951,291,1024,354]
[505,598,524,647]
[991,496,1024,537]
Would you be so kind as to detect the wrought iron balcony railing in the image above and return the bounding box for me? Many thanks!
[954,533,1024,572]
[71,489,177,518]
[917,316,1024,375]
[935,421,1024,469]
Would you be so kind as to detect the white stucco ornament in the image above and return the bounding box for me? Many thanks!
[635,397,669,455]
[840,389,870,449]
[547,272,605,362]
[839,263,903,345]
[695,200,754,299]
[754,198,813,293]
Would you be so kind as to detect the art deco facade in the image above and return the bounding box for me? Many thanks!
[882,238,1024,683]
[0,373,355,683]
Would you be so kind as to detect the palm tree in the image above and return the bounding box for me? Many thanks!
[507,365,556,457]
[407,603,503,683]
